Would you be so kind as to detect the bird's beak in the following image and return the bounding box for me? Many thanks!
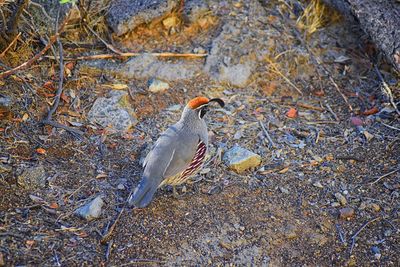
[209,98,225,108]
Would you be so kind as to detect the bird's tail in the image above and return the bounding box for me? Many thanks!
[128,176,159,208]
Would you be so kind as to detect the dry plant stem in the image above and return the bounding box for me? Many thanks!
[370,168,400,185]
[85,25,123,55]
[265,57,303,95]
[258,120,276,148]
[380,122,400,132]
[100,191,134,244]
[349,217,380,254]
[325,103,339,121]
[0,15,68,79]
[46,38,64,122]
[0,32,21,58]
[277,10,353,111]
[297,102,324,111]
[374,66,400,116]
[46,52,208,61]
[42,32,82,136]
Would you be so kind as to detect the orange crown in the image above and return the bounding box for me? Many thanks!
[187,97,209,109]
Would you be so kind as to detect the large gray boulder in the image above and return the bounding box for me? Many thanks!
[107,0,178,36]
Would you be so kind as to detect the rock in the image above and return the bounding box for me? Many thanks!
[350,116,363,126]
[0,163,12,174]
[193,47,206,54]
[75,195,104,221]
[0,94,11,107]
[339,207,355,220]
[88,91,137,131]
[309,233,329,246]
[17,165,47,189]
[279,187,289,194]
[369,203,381,212]
[117,183,125,190]
[283,225,297,240]
[313,181,324,188]
[363,130,374,141]
[334,192,347,206]
[371,246,381,260]
[122,54,202,81]
[217,63,253,87]
[331,202,341,207]
[107,0,178,36]
[148,78,170,93]
[204,1,275,88]
[223,145,261,173]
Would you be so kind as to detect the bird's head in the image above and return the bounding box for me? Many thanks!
[184,96,225,120]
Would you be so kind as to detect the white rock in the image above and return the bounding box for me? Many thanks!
[75,195,104,221]
[148,79,170,93]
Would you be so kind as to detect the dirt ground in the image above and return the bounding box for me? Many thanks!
[0,0,399,266]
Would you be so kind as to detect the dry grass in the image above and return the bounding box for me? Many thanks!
[296,0,340,36]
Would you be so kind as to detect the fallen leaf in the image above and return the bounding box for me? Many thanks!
[22,113,29,122]
[76,231,89,238]
[43,81,55,91]
[96,173,107,179]
[278,167,289,174]
[36,148,46,154]
[49,202,59,209]
[286,108,298,118]
[60,93,70,103]
[313,90,325,97]
[362,107,379,116]
[26,240,35,247]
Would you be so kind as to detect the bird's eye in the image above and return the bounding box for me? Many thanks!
[199,106,208,119]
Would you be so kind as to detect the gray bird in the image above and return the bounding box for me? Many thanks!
[128,96,225,208]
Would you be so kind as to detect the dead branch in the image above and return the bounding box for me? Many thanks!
[45,52,208,61]
[41,10,82,136]
[0,15,69,80]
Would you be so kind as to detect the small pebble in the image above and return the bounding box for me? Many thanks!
[371,246,381,260]
[339,207,355,220]
[313,181,323,188]
[117,184,125,190]
[335,192,347,206]
[370,203,381,212]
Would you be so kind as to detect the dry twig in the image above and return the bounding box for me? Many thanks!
[0,32,21,58]
[85,25,123,55]
[258,120,276,148]
[42,10,82,136]
[370,168,400,185]
[349,217,380,254]
[45,52,208,61]
[374,66,400,116]
[101,191,134,244]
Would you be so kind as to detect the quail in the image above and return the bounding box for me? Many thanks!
[128,96,225,208]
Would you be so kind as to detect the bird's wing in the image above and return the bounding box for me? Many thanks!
[142,125,199,181]
[128,125,198,208]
